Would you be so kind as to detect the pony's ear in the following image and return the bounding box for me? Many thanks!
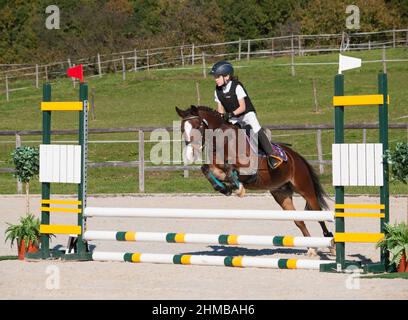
[190,105,199,115]
[175,106,189,118]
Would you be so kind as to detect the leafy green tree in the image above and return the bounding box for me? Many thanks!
[385,142,408,184]
[0,0,39,64]
[11,146,39,215]
[295,0,402,34]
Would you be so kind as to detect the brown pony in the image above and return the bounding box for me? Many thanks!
[176,105,334,256]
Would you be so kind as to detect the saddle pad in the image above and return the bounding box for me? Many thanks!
[245,135,288,162]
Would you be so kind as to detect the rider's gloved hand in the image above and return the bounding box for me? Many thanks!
[223,112,234,122]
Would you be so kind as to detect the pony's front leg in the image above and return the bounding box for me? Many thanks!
[201,164,232,196]
[224,164,246,198]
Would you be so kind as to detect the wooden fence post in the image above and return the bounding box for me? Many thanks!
[121,55,126,81]
[35,64,39,88]
[97,53,102,77]
[271,38,275,56]
[45,65,48,82]
[181,46,185,67]
[382,45,387,73]
[196,82,200,105]
[238,38,242,60]
[139,130,145,193]
[291,35,296,76]
[68,58,76,87]
[393,29,396,48]
[202,52,206,78]
[312,79,319,113]
[134,49,138,72]
[247,40,251,60]
[316,129,324,174]
[298,35,302,56]
[5,74,9,102]
[192,43,195,65]
[406,30,408,47]
[146,50,150,73]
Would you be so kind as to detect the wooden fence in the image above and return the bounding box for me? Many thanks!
[1,123,406,193]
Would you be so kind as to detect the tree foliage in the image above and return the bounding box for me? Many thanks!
[0,0,407,64]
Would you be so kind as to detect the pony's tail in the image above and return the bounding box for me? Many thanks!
[297,153,329,211]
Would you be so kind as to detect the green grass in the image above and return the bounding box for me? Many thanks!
[1,48,407,194]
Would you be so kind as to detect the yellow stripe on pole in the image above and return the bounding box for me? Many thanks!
[131,253,142,262]
[227,235,239,245]
[232,256,243,267]
[175,233,185,243]
[333,95,390,107]
[125,232,136,241]
[41,199,81,205]
[282,236,294,247]
[40,206,81,213]
[335,204,385,210]
[40,224,81,235]
[335,213,385,218]
[181,255,191,265]
[287,259,297,269]
[41,101,84,111]
[334,232,384,243]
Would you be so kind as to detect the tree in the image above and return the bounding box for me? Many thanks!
[11,146,39,215]
[294,0,403,34]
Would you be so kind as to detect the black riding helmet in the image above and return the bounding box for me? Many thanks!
[209,61,234,77]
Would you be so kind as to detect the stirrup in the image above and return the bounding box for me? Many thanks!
[267,155,283,169]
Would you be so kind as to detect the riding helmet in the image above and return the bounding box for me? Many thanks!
[209,61,234,76]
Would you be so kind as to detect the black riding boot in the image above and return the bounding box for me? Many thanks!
[257,128,283,169]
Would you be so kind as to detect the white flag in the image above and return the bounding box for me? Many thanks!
[338,54,362,74]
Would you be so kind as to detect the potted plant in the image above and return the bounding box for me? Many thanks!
[5,214,40,260]
[376,222,408,272]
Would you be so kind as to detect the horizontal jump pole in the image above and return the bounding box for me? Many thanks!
[84,207,334,222]
[92,251,333,270]
[84,230,333,248]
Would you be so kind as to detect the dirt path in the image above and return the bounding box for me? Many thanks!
[1,194,407,299]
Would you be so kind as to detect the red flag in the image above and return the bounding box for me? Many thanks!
[67,64,84,82]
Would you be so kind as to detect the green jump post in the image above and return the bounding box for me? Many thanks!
[40,83,52,258]
[37,82,90,260]
[77,82,88,257]
[333,74,345,271]
[378,73,390,270]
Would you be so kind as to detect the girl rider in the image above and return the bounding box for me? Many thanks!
[209,60,283,169]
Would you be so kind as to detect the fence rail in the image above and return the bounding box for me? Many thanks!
[2,29,408,101]
[1,123,406,193]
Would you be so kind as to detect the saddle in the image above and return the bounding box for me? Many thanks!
[240,124,288,162]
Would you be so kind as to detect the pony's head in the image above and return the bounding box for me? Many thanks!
[175,105,206,164]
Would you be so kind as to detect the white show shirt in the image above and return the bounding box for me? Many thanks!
[214,81,247,103]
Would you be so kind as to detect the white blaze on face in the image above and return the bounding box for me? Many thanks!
[183,121,194,164]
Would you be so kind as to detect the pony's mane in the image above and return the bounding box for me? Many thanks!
[195,105,224,121]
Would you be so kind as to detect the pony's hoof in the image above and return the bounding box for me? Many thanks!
[307,248,318,257]
[235,183,246,197]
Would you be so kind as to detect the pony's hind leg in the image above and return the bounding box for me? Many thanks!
[270,189,318,257]
[294,187,336,256]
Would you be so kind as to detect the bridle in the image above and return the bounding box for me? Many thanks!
[182,115,208,150]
